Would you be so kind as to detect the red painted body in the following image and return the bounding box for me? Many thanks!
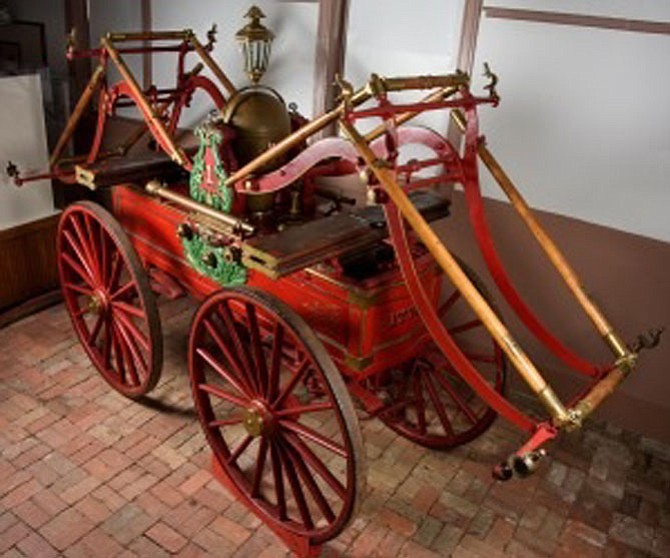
[112,184,441,380]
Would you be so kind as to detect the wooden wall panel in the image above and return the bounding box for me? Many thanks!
[0,214,60,311]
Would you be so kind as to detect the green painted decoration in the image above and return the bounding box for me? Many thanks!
[189,123,234,212]
[181,234,247,286]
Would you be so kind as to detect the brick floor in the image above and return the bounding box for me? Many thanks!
[1,298,670,557]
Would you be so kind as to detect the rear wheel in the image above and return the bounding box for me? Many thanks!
[189,287,364,544]
[370,260,506,448]
[57,201,163,398]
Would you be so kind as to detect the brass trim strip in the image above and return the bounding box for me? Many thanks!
[485,7,670,36]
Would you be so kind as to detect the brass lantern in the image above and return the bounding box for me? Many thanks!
[235,6,274,84]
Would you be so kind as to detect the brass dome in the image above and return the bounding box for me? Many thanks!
[223,86,291,173]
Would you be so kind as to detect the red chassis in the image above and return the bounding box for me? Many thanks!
[15,26,661,557]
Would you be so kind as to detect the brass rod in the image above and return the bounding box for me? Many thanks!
[102,37,188,167]
[364,85,459,143]
[107,30,192,42]
[145,180,254,234]
[377,73,469,92]
[50,64,106,167]
[450,109,630,359]
[117,63,206,156]
[225,87,373,187]
[188,35,236,97]
[339,118,570,425]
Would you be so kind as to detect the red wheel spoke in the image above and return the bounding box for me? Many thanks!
[199,383,249,408]
[114,310,149,353]
[107,252,123,292]
[61,252,95,288]
[270,440,288,520]
[114,322,141,387]
[112,300,145,319]
[284,440,335,523]
[431,369,479,425]
[279,443,314,529]
[83,213,100,278]
[449,319,483,335]
[67,220,98,283]
[63,230,95,279]
[196,347,250,398]
[267,322,284,401]
[100,226,109,285]
[63,281,92,296]
[439,289,461,317]
[379,397,411,418]
[227,434,253,465]
[413,371,427,434]
[246,303,268,396]
[274,402,334,418]
[279,419,347,458]
[208,416,243,428]
[251,436,269,498]
[115,317,148,379]
[111,281,138,302]
[424,371,455,437]
[87,314,104,345]
[273,358,309,409]
[217,302,258,393]
[71,214,101,282]
[202,318,254,395]
[283,432,347,499]
[110,319,127,381]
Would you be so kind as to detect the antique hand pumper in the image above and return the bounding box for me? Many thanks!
[6,6,662,556]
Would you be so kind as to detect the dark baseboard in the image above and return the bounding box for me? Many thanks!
[0,289,63,329]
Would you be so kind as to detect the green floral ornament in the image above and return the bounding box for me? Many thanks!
[189,123,234,213]
[182,234,247,286]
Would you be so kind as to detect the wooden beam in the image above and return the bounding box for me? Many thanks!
[455,0,484,74]
[485,7,670,36]
[64,0,91,120]
[446,0,483,146]
[60,0,94,208]
[312,0,349,137]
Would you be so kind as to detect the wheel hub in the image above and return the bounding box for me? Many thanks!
[243,400,271,437]
[86,290,109,316]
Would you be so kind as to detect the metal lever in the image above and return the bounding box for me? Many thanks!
[630,327,665,353]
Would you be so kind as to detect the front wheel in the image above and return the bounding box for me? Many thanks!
[188,287,365,544]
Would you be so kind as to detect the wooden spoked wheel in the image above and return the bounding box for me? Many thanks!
[57,202,163,398]
[189,288,365,544]
[370,261,506,449]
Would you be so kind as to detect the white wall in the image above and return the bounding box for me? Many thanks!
[472,1,670,241]
[150,0,318,127]
[345,0,465,134]
[0,75,55,229]
[89,0,144,94]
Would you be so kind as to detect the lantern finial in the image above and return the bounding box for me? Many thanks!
[235,6,275,84]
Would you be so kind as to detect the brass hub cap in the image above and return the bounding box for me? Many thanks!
[86,290,108,316]
[243,401,271,437]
